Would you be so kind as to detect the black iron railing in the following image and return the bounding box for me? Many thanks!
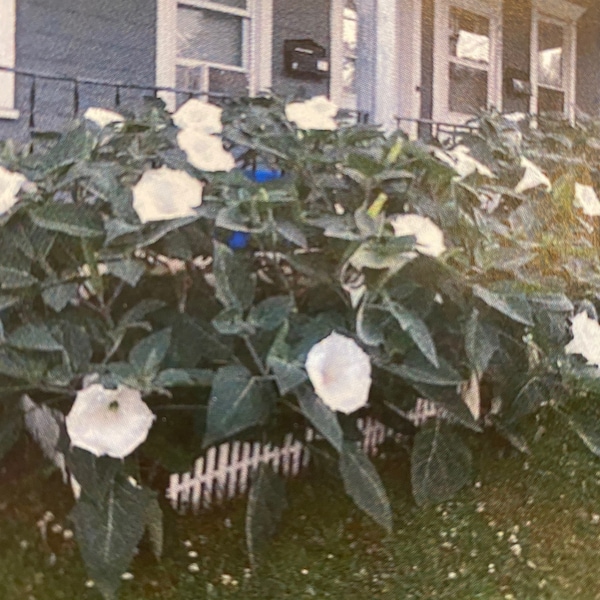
[395,116,479,144]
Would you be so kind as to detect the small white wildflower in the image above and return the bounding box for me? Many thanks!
[510,543,522,557]
[0,166,28,215]
[497,531,505,540]
[488,563,496,574]
[515,157,551,194]
[565,312,600,368]
[187,550,198,558]
[85,580,95,588]
[476,502,485,513]
[388,214,446,258]
[120,572,134,581]
[62,529,74,541]
[50,524,63,535]
[285,96,338,131]
[183,539,193,548]
[301,569,309,575]
[447,571,458,580]
[188,563,200,573]
[592,514,600,524]
[221,573,234,585]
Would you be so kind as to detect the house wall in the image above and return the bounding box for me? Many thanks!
[270,0,330,99]
[0,0,157,140]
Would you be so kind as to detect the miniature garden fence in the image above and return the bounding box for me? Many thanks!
[166,399,445,514]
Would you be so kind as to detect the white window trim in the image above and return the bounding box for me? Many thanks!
[432,0,503,125]
[530,0,585,123]
[0,0,19,120]
[156,0,272,110]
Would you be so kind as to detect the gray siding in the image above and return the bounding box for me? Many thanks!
[576,3,600,117]
[270,0,330,99]
[0,0,157,141]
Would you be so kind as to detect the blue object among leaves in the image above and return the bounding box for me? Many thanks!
[228,231,251,250]
[244,168,283,183]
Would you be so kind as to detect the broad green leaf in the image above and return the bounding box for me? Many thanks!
[204,366,275,447]
[295,385,343,452]
[7,323,64,352]
[350,237,416,271]
[29,204,104,238]
[377,352,462,387]
[213,241,256,311]
[211,308,254,336]
[339,442,392,534]
[464,309,499,375]
[385,299,439,367]
[42,282,80,312]
[266,322,307,394]
[0,266,38,290]
[564,411,600,458]
[118,299,166,330]
[245,464,287,568]
[411,421,472,506]
[275,220,308,248]
[154,368,213,388]
[248,296,294,332]
[70,477,153,600]
[105,259,146,287]
[128,329,172,377]
[144,496,164,561]
[473,285,534,326]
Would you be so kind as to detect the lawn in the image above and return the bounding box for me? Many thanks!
[2,411,600,599]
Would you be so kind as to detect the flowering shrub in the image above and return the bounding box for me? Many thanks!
[1,98,600,597]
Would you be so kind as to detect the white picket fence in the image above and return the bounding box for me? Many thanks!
[166,399,445,513]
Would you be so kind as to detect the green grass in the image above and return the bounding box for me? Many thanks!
[3,414,600,599]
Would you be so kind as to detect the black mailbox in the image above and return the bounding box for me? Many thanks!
[284,39,329,79]
[504,68,532,98]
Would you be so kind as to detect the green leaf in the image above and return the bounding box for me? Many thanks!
[411,421,472,506]
[144,496,164,561]
[118,299,166,330]
[384,299,439,367]
[356,303,389,347]
[248,296,294,332]
[42,282,80,312]
[266,322,307,395]
[154,368,214,388]
[211,308,254,336]
[564,411,600,458]
[70,477,153,600]
[275,220,308,248]
[213,241,256,311]
[465,309,499,375]
[350,237,416,271]
[0,402,23,462]
[245,464,287,568]
[295,386,343,452]
[105,259,146,287]
[378,352,462,386]
[29,203,104,238]
[128,329,172,377]
[339,441,392,534]
[7,323,64,352]
[473,285,534,326]
[204,366,275,447]
[0,265,38,290]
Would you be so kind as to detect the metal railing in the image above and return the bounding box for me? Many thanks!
[395,116,479,144]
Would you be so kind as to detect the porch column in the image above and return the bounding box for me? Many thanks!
[356,0,400,130]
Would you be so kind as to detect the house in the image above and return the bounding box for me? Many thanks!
[0,0,598,141]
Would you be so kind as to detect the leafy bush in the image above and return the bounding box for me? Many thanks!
[1,98,600,598]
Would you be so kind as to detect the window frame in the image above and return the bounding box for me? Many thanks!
[432,0,503,125]
[0,0,19,120]
[156,0,272,110]
[529,0,584,123]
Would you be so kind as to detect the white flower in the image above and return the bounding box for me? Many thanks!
[305,332,372,414]
[575,183,600,217]
[83,107,125,129]
[65,383,155,459]
[132,166,203,223]
[565,312,600,368]
[388,214,446,258]
[515,157,551,194]
[434,145,495,179]
[478,191,502,214]
[177,129,235,172]
[172,99,223,135]
[285,95,338,131]
[0,165,27,215]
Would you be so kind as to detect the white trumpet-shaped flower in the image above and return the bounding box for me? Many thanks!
[132,166,203,223]
[305,332,372,414]
[66,383,155,459]
[0,165,28,215]
[515,157,552,194]
[285,96,338,131]
[177,129,236,172]
[565,312,600,368]
[434,145,495,179]
[83,107,125,129]
[172,99,223,135]
[575,183,600,217]
[389,214,447,258]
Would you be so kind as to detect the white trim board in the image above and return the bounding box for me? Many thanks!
[0,0,18,118]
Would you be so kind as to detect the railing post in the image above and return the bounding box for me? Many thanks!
[115,84,121,108]
[29,75,36,129]
[73,78,79,117]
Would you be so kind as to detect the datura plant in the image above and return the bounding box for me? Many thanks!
[1,96,600,598]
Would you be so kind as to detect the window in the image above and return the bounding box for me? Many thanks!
[0,0,18,119]
[342,0,358,109]
[433,0,502,123]
[157,0,272,109]
[529,0,585,122]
